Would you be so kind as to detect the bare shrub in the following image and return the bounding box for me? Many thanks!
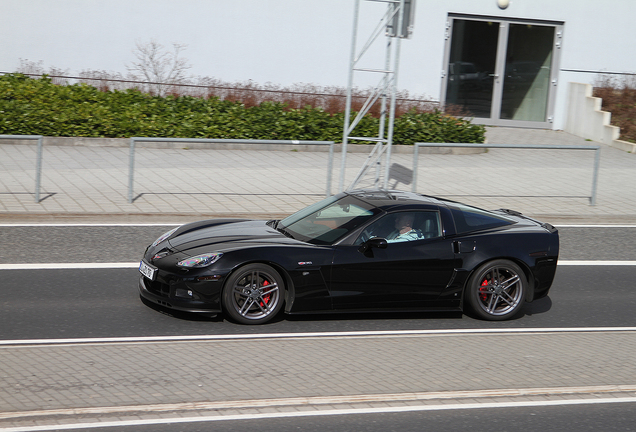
[126,39,192,96]
[76,69,133,92]
[594,74,636,143]
[11,60,440,117]
[16,59,70,85]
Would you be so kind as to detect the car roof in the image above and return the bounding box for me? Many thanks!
[345,189,447,211]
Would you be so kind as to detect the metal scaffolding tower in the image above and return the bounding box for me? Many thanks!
[338,0,415,192]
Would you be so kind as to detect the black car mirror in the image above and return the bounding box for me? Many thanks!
[358,236,388,254]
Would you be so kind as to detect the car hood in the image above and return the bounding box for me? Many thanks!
[167,220,303,253]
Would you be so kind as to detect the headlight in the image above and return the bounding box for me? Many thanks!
[177,253,223,268]
[151,227,178,247]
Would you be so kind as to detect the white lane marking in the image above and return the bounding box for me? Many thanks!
[0,263,140,270]
[2,327,636,346]
[4,397,636,431]
[558,261,636,265]
[0,223,181,227]
[555,225,636,228]
[1,223,635,227]
[2,385,634,421]
[2,260,636,271]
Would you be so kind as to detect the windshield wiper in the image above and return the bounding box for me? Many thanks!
[277,226,295,239]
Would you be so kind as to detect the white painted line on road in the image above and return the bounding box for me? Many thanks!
[2,385,634,421]
[558,261,636,265]
[4,397,636,431]
[1,223,636,228]
[0,223,181,227]
[2,260,636,271]
[0,263,140,270]
[2,327,636,346]
[555,225,636,228]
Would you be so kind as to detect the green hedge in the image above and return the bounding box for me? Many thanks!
[0,73,485,144]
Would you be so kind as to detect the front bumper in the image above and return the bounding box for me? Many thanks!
[138,275,223,314]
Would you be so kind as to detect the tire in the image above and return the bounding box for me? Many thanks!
[465,259,527,321]
[222,263,285,325]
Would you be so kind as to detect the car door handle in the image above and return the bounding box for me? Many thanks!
[453,241,476,254]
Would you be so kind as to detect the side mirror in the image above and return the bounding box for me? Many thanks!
[358,237,388,254]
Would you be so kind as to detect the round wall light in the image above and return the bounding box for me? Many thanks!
[497,0,510,9]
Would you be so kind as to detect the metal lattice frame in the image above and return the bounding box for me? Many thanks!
[338,0,414,192]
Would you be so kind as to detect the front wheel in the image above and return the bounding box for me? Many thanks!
[466,260,527,321]
[222,264,285,325]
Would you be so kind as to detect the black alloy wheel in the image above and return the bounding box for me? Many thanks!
[466,259,526,321]
[222,263,285,324]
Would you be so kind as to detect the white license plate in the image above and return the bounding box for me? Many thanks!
[139,260,157,281]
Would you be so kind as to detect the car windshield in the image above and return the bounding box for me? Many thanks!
[278,194,380,245]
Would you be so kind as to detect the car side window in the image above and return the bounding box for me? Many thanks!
[356,211,442,245]
[449,204,514,234]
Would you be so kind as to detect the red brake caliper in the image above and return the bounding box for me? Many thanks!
[260,280,271,307]
[479,279,489,301]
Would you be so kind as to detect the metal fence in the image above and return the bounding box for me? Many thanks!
[1,135,335,204]
[0,135,44,202]
[128,137,335,203]
[412,143,601,205]
[0,135,602,206]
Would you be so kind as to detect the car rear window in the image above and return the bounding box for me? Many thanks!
[450,203,515,234]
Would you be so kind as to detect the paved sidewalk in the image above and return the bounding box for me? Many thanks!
[1,330,635,428]
[0,127,635,224]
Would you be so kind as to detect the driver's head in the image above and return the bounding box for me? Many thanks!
[394,213,414,230]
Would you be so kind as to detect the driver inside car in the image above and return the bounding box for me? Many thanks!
[387,213,421,243]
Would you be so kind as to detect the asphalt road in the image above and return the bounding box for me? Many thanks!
[1,224,635,431]
[1,264,636,340]
[74,403,636,432]
[1,225,636,340]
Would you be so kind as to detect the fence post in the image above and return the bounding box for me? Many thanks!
[128,138,135,203]
[412,143,420,193]
[35,136,43,203]
[327,142,334,196]
[590,146,601,205]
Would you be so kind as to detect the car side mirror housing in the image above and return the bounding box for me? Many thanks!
[358,237,388,254]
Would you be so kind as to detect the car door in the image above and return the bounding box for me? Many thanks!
[327,211,457,310]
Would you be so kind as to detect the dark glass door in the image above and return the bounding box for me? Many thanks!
[445,19,499,118]
[443,16,561,127]
[500,23,555,121]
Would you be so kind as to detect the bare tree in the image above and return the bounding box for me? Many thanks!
[16,59,71,85]
[127,39,192,96]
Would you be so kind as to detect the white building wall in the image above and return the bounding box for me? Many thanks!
[393,0,636,129]
[1,0,634,131]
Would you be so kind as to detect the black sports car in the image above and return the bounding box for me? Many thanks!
[139,189,559,324]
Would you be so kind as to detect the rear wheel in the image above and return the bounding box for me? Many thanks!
[466,260,526,321]
[222,264,285,325]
